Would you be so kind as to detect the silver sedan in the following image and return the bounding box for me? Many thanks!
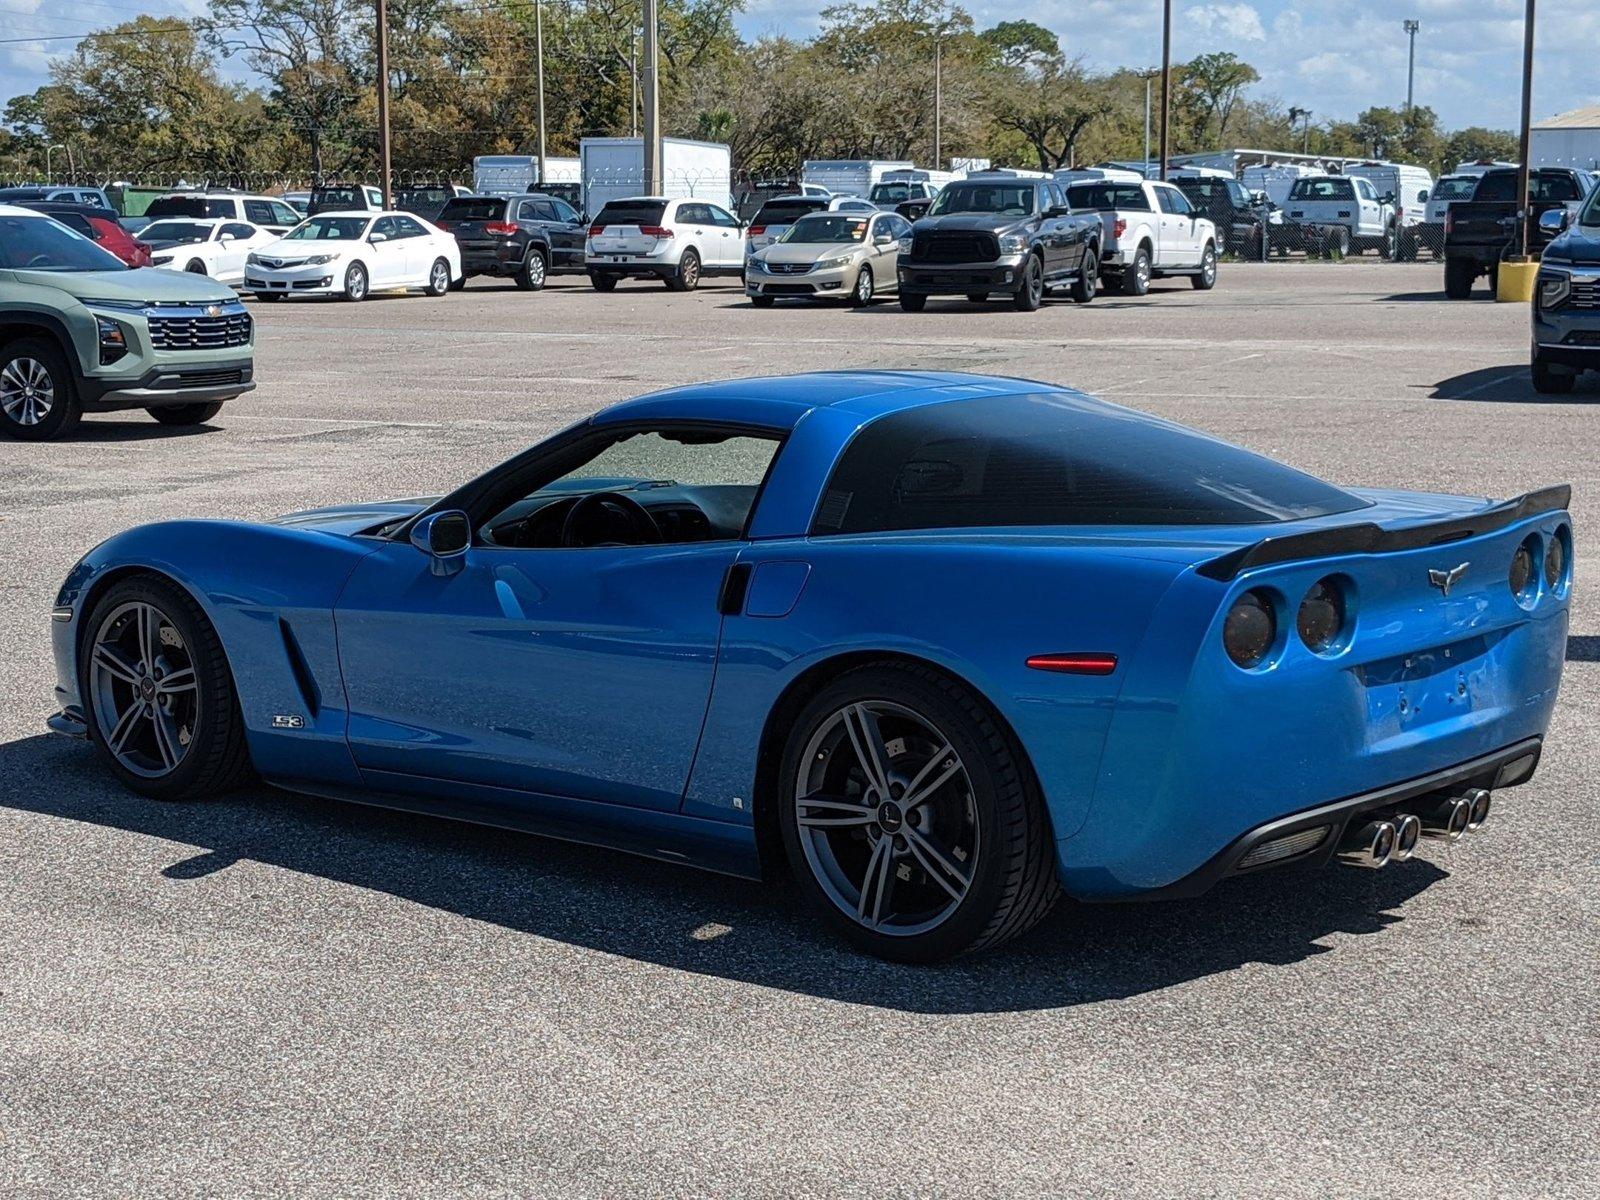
[746,210,914,306]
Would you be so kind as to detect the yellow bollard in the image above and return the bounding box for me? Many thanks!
[1497,259,1538,303]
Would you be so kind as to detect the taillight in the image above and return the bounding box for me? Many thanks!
[1296,577,1348,654]
[1114,218,1126,238]
[639,225,673,238]
[1223,589,1278,669]
[588,224,605,237]
[1025,653,1118,675]
[748,224,767,238]
[484,221,518,236]
[1445,211,1454,236]
[1510,536,1538,602]
[435,220,452,230]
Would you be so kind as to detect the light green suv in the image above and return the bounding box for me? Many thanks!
[0,204,255,440]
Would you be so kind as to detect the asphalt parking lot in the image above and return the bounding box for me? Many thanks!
[2,261,1597,1197]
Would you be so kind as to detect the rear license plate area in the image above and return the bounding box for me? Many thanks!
[1358,634,1497,732]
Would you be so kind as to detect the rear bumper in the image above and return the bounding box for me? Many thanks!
[460,243,532,276]
[897,255,1026,295]
[79,358,255,410]
[1109,737,1542,902]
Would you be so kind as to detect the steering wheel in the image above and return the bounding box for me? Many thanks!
[559,491,663,548]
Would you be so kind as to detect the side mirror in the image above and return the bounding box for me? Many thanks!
[874,231,895,245]
[369,231,388,243]
[219,233,236,243]
[410,510,471,575]
[1540,208,1570,234]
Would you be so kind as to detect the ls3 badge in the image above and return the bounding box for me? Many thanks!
[271,714,306,729]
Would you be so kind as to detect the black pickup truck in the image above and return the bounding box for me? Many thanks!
[896,174,1101,312]
[1442,167,1597,299]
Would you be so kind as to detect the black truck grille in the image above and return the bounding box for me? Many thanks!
[914,231,1000,263]
[148,310,253,351]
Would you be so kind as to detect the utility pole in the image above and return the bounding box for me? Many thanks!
[630,32,638,137]
[535,0,547,186]
[375,0,392,209]
[1515,0,1537,257]
[641,0,661,194]
[1158,0,1172,180]
[933,35,942,168]
[1143,71,1156,175]
[1403,20,1420,113]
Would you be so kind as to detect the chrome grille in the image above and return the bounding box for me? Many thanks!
[147,306,253,351]
[1567,275,1600,310]
[766,262,812,275]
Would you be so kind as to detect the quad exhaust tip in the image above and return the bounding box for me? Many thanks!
[1465,788,1491,831]
[1336,819,1397,869]
[1390,813,1422,862]
[1422,796,1472,842]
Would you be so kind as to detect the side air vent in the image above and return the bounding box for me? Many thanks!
[278,618,322,717]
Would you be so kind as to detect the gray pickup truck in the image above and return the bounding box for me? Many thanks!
[1443,167,1596,299]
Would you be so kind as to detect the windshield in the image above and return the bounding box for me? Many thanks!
[928,182,1036,217]
[753,199,827,225]
[780,214,871,244]
[0,213,126,271]
[140,220,213,245]
[1579,188,1600,227]
[286,216,369,240]
[439,197,507,222]
[1067,183,1149,211]
[870,183,915,203]
[1433,177,1477,201]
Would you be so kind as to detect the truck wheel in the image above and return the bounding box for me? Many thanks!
[1325,227,1349,259]
[1070,252,1098,303]
[1011,254,1044,311]
[667,249,700,291]
[148,402,224,426]
[1121,247,1151,296]
[1444,258,1475,299]
[899,293,927,312]
[0,336,81,441]
[515,249,547,291]
[1531,348,1577,395]
[1191,243,1217,290]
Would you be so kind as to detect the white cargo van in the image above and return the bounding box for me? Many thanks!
[800,160,914,200]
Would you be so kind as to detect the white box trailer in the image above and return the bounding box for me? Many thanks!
[801,159,914,199]
[1241,163,1322,208]
[472,154,581,196]
[579,137,732,218]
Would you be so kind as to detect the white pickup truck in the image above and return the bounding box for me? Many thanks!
[1063,178,1219,295]
[1281,175,1395,257]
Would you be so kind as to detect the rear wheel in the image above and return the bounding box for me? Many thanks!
[515,249,547,291]
[1012,254,1044,311]
[1444,257,1475,299]
[426,257,451,296]
[1531,348,1577,395]
[899,292,927,312]
[148,402,224,426]
[1191,242,1218,290]
[778,663,1059,962]
[1121,246,1151,296]
[342,261,368,301]
[185,259,206,274]
[0,337,80,441]
[668,249,701,291]
[590,272,618,292]
[81,574,253,801]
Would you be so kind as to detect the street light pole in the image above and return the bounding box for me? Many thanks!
[1158,0,1172,180]
[1403,20,1420,113]
[1515,0,1537,257]
[933,34,942,168]
[534,0,547,187]
[375,0,392,209]
[1143,74,1152,175]
[641,0,661,195]
[46,143,65,183]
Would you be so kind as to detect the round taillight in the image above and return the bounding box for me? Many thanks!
[1297,577,1347,653]
[1510,538,1537,601]
[1544,529,1566,587]
[1224,590,1277,668]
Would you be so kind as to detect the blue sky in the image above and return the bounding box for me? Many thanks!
[3,1,1598,133]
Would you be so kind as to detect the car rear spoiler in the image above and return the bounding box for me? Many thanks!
[1196,484,1572,582]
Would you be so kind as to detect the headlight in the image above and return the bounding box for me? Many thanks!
[816,254,854,271]
[747,259,767,273]
[305,254,337,265]
[246,252,261,265]
[997,234,1027,254]
[1538,270,1570,309]
[1223,589,1277,669]
[151,255,172,266]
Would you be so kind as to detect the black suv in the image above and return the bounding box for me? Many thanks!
[435,193,588,290]
[896,174,1102,312]
[1172,174,1269,257]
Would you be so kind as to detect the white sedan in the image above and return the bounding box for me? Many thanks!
[243,210,461,301]
[142,218,277,285]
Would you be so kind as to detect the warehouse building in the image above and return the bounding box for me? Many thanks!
[1532,105,1600,170]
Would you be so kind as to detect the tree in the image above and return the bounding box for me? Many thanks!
[991,59,1112,170]
[1444,126,1520,172]
[1179,52,1260,145]
[979,20,1059,69]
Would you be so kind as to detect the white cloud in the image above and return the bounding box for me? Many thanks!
[1186,4,1267,43]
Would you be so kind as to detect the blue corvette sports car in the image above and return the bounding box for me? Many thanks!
[49,372,1570,960]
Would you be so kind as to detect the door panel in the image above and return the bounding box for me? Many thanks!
[335,539,739,811]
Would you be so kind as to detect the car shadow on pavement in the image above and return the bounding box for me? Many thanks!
[0,731,1447,1015]
[1567,635,1600,662]
[66,421,224,443]
[1427,364,1599,403]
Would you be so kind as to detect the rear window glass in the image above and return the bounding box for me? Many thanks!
[814,393,1368,534]
[314,188,363,208]
[439,197,508,222]
[753,199,828,224]
[146,197,232,219]
[1067,183,1150,211]
[1288,179,1355,201]
[593,200,668,226]
[1470,172,1579,203]
[1433,177,1477,200]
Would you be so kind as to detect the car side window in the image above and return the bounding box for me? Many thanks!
[222,222,256,240]
[393,216,428,238]
[244,200,276,224]
[549,197,581,223]
[372,216,399,239]
[678,203,709,226]
[707,205,740,227]
[517,200,544,222]
[270,201,300,226]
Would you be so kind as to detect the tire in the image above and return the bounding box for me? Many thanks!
[667,249,701,291]
[147,402,224,426]
[1121,246,1151,296]
[899,292,927,312]
[449,274,466,291]
[851,265,874,307]
[1191,242,1218,290]
[750,295,775,307]
[1531,349,1576,395]
[80,574,253,802]
[185,259,206,274]
[1444,258,1475,299]
[514,249,547,291]
[966,293,989,303]
[426,257,451,297]
[0,336,81,441]
[1070,250,1098,303]
[1324,227,1349,259]
[777,662,1059,962]
[252,291,283,302]
[590,272,618,292]
[342,261,368,302]
[1011,253,1044,312]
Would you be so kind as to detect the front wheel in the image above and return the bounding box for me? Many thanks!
[851,266,875,306]
[148,402,224,426]
[81,574,253,801]
[750,295,775,308]
[1011,254,1044,311]
[1191,243,1218,290]
[0,336,81,441]
[778,663,1060,962]
[426,257,451,296]
[899,292,927,312]
[185,259,207,274]
[1531,349,1577,395]
[342,261,368,301]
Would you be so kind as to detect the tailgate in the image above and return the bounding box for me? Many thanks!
[1446,202,1515,246]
